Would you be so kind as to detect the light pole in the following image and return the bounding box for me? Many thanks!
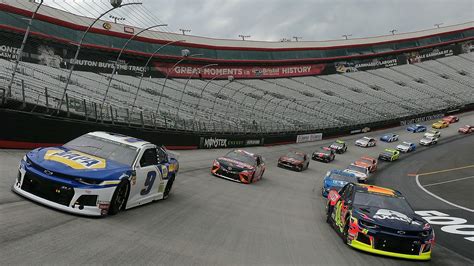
[101,23,168,113]
[389,29,397,35]
[179,29,191,35]
[56,1,141,113]
[342,34,352,40]
[131,39,186,112]
[7,0,44,98]
[238,35,250,41]
[155,52,202,114]
[192,73,228,121]
[175,64,217,119]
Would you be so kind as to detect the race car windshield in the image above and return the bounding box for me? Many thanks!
[347,165,367,173]
[286,152,304,161]
[225,151,256,166]
[64,135,138,166]
[354,192,413,213]
[331,173,357,183]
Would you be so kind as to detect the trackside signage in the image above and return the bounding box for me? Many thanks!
[296,133,323,143]
[154,63,327,79]
[199,137,264,149]
[400,113,444,126]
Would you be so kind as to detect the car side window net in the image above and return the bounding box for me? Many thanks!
[140,148,158,167]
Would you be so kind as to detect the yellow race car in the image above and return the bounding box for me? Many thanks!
[432,120,449,129]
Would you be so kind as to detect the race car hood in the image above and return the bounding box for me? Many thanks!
[343,169,367,178]
[355,139,368,144]
[217,157,254,171]
[353,206,427,231]
[279,156,303,164]
[324,179,348,190]
[26,147,132,180]
[396,144,409,149]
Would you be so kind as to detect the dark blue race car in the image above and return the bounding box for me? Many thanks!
[322,169,358,197]
[380,133,399,142]
[407,124,427,133]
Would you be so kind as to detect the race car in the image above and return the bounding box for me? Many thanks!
[432,120,449,129]
[325,183,434,260]
[329,140,348,154]
[312,147,336,163]
[278,151,309,172]
[354,156,378,173]
[458,125,474,134]
[355,137,376,148]
[322,170,358,197]
[212,149,265,184]
[419,136,438,146]
[378,149,400,162]
[424,129,441,139]
[396,141,416,153]
[13,132,179,216]
[407,124,427,133]
[442,115,459,124]
[380,133,399,143]
[343,164,370,183]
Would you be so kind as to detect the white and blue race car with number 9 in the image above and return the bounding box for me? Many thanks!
[13,132,179,216]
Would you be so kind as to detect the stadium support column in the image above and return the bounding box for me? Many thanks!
[155,53,201,114]
[192,74,228,121]
[101,24,168,116]
[131,40,186,113]
[175,64,217,121]
[7,0,44,99]
[56,2,141,114]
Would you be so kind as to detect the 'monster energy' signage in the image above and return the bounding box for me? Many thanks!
[154,63,327,79]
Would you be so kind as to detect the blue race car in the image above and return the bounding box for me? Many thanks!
[380,133,399,142]
[396,141,416,153]
[407,124,427,133]
[13,132,179,216]
[322,169,358,197]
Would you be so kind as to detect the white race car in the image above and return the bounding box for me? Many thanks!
[419,136,439,146]
[13,132,179,216]
[343,163,370,183]
[396,141,416,153]
[424,130,441,139]
[355,137,377,147]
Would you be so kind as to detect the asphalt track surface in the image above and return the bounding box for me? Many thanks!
[1,112,473,265]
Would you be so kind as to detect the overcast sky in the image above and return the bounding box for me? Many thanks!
[43,0,474,42]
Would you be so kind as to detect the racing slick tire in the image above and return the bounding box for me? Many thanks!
[343,217,350,244]
[109,180,130,215]
[163,175,175,200]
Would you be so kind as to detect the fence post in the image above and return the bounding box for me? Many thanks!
[94,102,98,121]
[65,93,70,117]
[140,111,144,128]
[21,80,26,108]
[0,88,5,105]
[83,99,88,121]
[126,108,130,126]
[45,87,49,112]
[110,105,114,125]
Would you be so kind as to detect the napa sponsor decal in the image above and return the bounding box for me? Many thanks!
[43,149,106,170]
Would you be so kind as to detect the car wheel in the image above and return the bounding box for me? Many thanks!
[343,218,350,244]
[163,175,175,199]
[109,180,129,215]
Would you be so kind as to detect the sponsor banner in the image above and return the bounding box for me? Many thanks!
[296,133,323,143]
[334,57,399,73]
[350,127,371,135]
[199,137,264,149]
[154,63,327,79]
[400,113,444,126]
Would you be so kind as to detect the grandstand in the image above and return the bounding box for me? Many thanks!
[0,0,473,140]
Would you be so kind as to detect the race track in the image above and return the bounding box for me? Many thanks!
[1,112,473,265]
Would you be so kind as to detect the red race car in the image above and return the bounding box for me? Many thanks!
[442,115,459,124]
[211,150,265,184]
[354,156,378,173]
[458,125,474,134]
